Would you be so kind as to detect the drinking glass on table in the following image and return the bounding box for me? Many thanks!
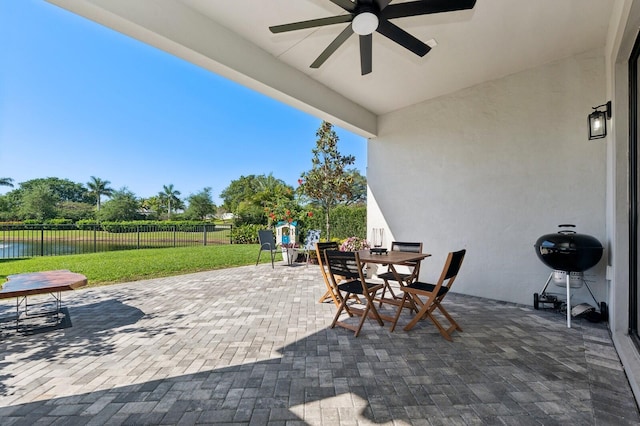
[372,228,384,249]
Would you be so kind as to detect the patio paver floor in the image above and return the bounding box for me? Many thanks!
[0,262,637,425]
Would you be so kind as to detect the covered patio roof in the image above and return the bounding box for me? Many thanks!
[47,0,615,138]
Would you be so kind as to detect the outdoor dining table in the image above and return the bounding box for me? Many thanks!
[0,270,87,332]
[357,249,431,324]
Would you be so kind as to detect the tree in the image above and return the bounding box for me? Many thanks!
[234,200,266,226]
[86,176,114,211]
[0,190,21,220]
[19,183,58,221]
[0,177,14,188]
[299,121,355,240]
[58,201,95,222]
[220,174,296,226]
[139,196,162,220]
[254,174,292,207]
[159,184,182,219]
[220,175,263,213]
[344,169,367,206]
[185,187,216,220]
[97,188,141,221]
[19,177,90,203]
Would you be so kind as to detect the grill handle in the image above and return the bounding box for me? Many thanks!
[558,224,576,234]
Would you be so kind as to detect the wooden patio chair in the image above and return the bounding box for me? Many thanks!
[316,241,341,305]
[316,241,362,307]
[376,241,423,307]
[391,249,466,340]
[324,249,384,337]
[256,229,278,268]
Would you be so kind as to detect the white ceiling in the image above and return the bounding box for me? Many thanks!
[180,0,614,113]
[48,0,615,136]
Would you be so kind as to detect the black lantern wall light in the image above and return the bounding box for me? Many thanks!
[588,101,612,140]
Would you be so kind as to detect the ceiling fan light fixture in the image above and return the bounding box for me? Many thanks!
[352,12,378,35]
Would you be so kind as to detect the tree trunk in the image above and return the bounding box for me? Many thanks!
[325,208,330,241]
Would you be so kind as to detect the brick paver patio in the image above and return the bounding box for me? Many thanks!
[0,262,638,425]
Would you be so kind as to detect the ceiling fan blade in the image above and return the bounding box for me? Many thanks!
[375,0,392,11]
[330,0,356,13]
[376,19,430,57]
[311,25,354,69]
[269,14,353,33]
[382,0,476,20]
[359,34,373,75]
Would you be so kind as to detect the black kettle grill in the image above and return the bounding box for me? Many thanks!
[533,224,606,327]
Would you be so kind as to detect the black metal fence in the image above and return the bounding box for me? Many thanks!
[0,223,233,259]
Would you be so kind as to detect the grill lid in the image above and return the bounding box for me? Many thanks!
[534,224,603,272]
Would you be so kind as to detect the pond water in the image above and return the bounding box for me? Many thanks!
[0,241,112,258]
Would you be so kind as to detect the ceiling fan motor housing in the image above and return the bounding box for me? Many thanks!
[352,3,380,35]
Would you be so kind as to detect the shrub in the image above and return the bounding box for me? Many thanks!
[231,224,262,244]
[47,218,73,225]
[298,205,366,241]
[76,219,99,230]
[97,220,219,233]
[330,205,366,239]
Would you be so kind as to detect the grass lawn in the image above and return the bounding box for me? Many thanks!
[0,244,284,287]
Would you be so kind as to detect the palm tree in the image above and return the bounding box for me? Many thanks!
[86,176,114,211]
[0,177,14,188]
[160,184,181,219]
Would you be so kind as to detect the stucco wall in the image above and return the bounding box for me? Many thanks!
[368,50,608,306]
[609,0,640,405]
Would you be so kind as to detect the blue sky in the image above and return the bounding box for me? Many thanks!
[0,0,367,205]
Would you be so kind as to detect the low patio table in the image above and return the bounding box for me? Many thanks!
[0,270,87,332]
[357,249,431,326]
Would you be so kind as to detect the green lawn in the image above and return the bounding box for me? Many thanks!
[0,244,283,287]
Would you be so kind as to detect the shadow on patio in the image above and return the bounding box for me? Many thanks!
[0,264,637,425]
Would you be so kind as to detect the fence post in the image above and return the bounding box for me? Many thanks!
[137,225,140,249]
[229,224,233,244]
[93,224,97,253]
[203,225,207,246]
[173,225,177,247]
[40,226,44,256]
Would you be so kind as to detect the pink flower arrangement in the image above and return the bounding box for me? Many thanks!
[340,236,370,252]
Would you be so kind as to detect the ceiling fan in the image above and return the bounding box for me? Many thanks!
[269,0,477,75]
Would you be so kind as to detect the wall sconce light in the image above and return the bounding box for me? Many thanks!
[588,101,612,140]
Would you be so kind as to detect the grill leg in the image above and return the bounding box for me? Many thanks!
[582,279,600,307]
[566,273,571,328]
[539,272,553,294]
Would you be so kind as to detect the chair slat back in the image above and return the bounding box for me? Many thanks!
[390,241,424,272]
[258,230,276,249]
[315,241,341,306]
[391,241,422,253]
[316,242,339,267]
[442,249,466,283]
[324,250,363,280]
[304,230,321,250]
